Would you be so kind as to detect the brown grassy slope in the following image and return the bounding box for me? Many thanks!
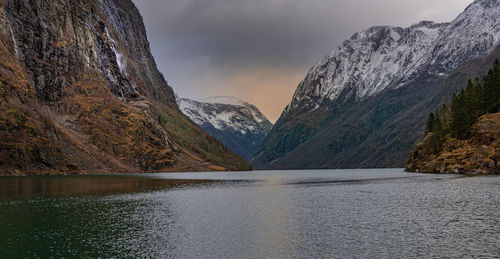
[0,51,251,175]
[0,0,251,175]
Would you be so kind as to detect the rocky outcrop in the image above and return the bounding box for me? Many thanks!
[0,0,251,175]
[407,113,500,174]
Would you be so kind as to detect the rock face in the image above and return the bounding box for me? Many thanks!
[178,97,273,160]
[0,0,251,175]
[253,0,500,169]
[407,113,500,174]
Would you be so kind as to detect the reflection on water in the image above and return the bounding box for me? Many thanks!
[256,179,296,257]
[0,175,208,199]
[1,169,499,258]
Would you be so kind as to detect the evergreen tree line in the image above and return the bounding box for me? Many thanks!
[425,60,500,152]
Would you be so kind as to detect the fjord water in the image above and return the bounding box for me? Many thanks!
[1,169,499,258]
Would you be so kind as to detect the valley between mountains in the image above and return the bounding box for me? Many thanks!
[1,0,499,175]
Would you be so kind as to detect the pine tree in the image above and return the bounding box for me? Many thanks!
[425,112,434,133]
[451,91,468,139]
[426,110,445,154]
[427,61,500,141]
[482,68,497,113]
[433,112,443,134]
[492,59,500,112]
[441,103,451,132]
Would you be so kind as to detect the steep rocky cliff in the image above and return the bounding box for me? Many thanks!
[178,96,273,160]
[0,0,251,175]
[253,0,500,169]
[407,113,500,174]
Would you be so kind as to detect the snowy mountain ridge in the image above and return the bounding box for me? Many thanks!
[199,96,248,107]
[285,0,500,114]
[178,97,270,134]
[178,97,273,159]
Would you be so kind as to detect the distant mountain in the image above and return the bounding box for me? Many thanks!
[253,0,500,169]
[178,97,273,160]
[0,0,251,175]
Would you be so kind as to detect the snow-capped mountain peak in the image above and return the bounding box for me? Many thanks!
[179,96,270,131]
[285,0,500,115]
[178,97,273,159]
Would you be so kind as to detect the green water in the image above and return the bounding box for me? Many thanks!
[1,169,499,258]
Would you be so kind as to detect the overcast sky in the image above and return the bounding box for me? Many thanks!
[132,0,473,122]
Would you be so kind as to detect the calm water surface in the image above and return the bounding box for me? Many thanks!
[0,169,499,258]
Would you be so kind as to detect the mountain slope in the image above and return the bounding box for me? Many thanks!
[253,0,500,169]
[407,60,500,174]
[0,0,251,175]
[178,96,273,160]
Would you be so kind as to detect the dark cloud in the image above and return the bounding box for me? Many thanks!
[132,0,472,121]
